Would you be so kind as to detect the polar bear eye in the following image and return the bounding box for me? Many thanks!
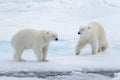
[81,29,84,31]
[88,27,90,29]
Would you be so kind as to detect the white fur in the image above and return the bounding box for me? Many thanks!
[75,22,108,55]
[11,29,58,62]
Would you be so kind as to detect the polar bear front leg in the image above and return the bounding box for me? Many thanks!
[42,45,49,62]
[75,40,86,55]
[91,41,98,55]
[33,48,43,62]
[14,49,25,62]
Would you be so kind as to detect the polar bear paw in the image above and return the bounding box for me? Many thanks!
[75,50,80,55]
[15,58,26,62]
[43,60,49,62]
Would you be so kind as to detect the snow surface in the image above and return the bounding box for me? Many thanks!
[0,0,120,80]
[112,73,120,80]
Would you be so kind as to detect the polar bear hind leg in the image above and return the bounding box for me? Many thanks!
[100,36,108,52]
[14,49,25,62]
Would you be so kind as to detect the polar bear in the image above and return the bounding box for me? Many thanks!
[75,22,108,55]
[11,29,58,62]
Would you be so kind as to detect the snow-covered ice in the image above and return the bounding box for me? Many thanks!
[0,0,120,80]
[0,77,40,80]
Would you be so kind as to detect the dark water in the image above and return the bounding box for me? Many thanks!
[0,70,119,80]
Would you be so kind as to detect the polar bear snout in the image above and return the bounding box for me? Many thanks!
[78,32,80,35]
[55,38,58,41]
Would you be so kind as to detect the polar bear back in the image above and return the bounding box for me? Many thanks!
[89,22,106,40]
[11,29,45,50]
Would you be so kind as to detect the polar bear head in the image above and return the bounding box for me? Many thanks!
[78,25,91,36]
[45,31,58,41]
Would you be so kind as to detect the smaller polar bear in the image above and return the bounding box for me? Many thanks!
[75,22,108,55]
[11,29,58,62]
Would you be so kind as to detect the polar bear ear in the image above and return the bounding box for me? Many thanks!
[47,32,49,35]
[88,26,91,29]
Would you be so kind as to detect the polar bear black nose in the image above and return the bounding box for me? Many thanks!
[78,32,80,35]
[55,38,58,41]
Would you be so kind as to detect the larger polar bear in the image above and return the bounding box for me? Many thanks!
[11,29,58,62]
[75,22,108,55]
